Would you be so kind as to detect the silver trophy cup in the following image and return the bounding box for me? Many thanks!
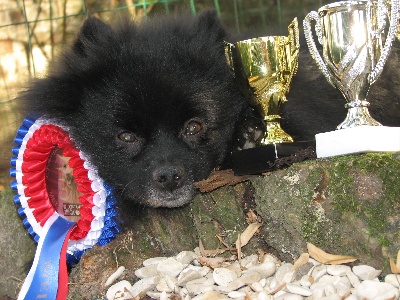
[304,0,399,129]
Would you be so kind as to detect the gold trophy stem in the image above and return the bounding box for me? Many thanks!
[260,116,294,145]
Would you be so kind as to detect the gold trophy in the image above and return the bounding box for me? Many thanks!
[225,18,300,145]
[304,0,399,129]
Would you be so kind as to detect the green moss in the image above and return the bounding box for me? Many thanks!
[157,219,171,238]
[137,232,159,253]
[363,203,390,247]
[324,157,360,214]
[302,203,330,241]
[270,165,327,243]
[254,153,400,262]
[323,153,400,255]
[190,186,250,251]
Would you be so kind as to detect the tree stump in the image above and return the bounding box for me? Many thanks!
[0,189,36,298]
[1,153,399,298]
[66,152,400,298]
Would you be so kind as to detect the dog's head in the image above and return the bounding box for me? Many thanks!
[21,12,246,208]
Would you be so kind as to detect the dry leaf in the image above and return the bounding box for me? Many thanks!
[389,251,400,274]
[194,169,252,192]
[198,239,234,257]
[199,239,205,256]
[257,249,266,264]
[268,282,286,295]
[292,253,310,270]
[308,276,314,284]
[307,243,357,265]
[216,234,231,249]
[236,233,242,265]
[246,209,259,224]
[397,250,400,272]
[235,222,263,249]
[202,247,236,257]
[197,256,225,269]
[389,256,399,274]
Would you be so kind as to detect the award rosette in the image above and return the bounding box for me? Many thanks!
[10,116,121,299]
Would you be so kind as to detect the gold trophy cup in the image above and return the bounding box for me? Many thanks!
[304,0,399,129]
[225,18,300,145]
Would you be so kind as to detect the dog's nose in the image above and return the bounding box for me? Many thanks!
[152,165,187,191]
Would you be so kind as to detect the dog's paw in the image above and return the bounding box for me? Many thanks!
[234,107,263,150]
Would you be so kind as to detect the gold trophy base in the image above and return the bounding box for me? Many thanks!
[260,121,294,145]
[337,100,382,129]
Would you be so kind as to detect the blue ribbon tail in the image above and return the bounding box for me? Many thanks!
[18,215,75,300]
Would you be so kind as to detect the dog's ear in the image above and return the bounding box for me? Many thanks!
[73,17,113,56]
[18,17,114,118]
[194,10,227,40]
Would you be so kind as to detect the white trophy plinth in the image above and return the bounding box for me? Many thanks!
[316,126,400,158]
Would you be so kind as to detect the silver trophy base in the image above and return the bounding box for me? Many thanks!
[316,126,400,158]
[337,100,382,129]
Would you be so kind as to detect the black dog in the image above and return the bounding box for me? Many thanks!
[19,11,400,211]
[19,11,248,209]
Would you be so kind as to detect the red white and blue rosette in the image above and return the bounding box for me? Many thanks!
[10,116,121,299]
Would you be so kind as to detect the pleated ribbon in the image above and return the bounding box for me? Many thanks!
[10,116,122,299]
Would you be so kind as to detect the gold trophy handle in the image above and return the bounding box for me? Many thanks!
[224,41,235,75]
[279,18,300,94]
[287,17,300,75]
[303,11,335,87]
[369,0,399,84]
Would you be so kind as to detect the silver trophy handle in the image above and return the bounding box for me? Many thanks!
[303,11,334,87]
[369,0,399,84]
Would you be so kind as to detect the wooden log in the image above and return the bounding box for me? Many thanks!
[1,153,399,298]
[69,154,400,299]
[66,152,400,298]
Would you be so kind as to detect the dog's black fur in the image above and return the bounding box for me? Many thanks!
[19,11,400,211]
[20,11,247,209]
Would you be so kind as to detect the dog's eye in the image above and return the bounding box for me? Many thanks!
[184,119,203,136]
[118,131,137,143]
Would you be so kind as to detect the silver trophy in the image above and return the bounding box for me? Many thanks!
[304,0,399,129]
